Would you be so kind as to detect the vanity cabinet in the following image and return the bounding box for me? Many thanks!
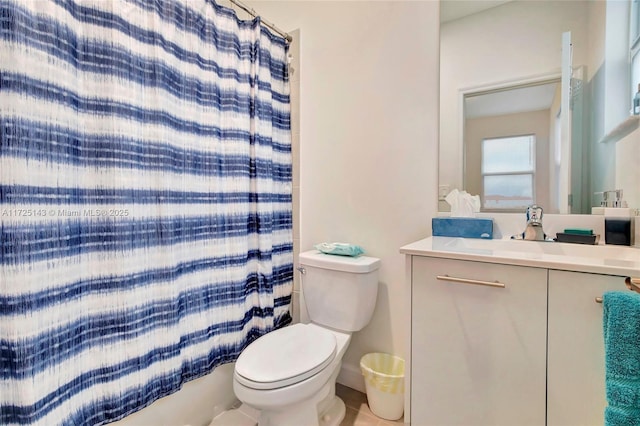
[408,251,633,426]
[547,270,625,426]
[410,256,547,426]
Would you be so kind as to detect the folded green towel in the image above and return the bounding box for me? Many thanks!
[603,291,640,425]
[314,242,364,257]
[564,228,594,235]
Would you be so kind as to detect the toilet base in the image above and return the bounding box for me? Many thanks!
[254,377,346,426]
[254,395,345,426]
[319,396,346,426]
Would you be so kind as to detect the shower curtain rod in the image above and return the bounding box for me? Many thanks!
[229,0,293,43]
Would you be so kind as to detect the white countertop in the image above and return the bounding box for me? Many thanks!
[400,236,640,276]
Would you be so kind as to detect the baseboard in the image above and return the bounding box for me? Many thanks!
[337,363,365,393]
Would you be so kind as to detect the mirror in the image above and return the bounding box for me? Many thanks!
[439,0,636,214]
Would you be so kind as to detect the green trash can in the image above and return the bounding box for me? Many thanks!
[360,353,405,421]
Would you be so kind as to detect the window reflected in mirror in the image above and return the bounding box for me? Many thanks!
[481,135,535,211]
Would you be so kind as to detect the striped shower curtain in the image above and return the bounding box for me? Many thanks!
[0,1,293,424]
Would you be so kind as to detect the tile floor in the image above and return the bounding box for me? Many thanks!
[336,384,404,426]
[210,383,404,426]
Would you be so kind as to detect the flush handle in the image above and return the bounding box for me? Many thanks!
[297,266,306,274]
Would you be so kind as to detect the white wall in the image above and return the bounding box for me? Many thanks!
[586,0,606,83]
[587,0,640,210]
[247,0,440,390]
[616,129,640,210]
[440,1,589,196]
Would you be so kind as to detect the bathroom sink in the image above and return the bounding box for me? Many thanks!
[438,237,640,261]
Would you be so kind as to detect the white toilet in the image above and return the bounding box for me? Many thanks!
[233,249,380,426]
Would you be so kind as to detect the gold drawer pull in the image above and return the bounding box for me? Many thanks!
[436,275,505,289]
[595,277,640,303]
[625,277,640,293]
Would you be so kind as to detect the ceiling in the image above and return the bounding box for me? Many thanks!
[464,82,559,119]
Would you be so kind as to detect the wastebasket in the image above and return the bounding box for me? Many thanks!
[360,353,405,421]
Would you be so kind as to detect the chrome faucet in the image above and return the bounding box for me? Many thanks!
[522,205,547,241]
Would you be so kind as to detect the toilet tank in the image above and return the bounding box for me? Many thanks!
[298,250,380,332]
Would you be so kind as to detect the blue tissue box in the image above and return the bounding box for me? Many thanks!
[432,217,493,239]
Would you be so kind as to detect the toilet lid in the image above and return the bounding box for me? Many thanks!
[235,323,337,390]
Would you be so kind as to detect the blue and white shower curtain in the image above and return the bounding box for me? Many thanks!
[0,1,293,424]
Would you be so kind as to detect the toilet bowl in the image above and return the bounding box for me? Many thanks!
[233,323,351,426]
[232,250,380,426]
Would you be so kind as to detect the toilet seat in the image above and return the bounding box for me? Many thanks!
[235,323,337,390]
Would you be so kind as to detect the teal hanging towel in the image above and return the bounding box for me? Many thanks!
[603,291,640,425]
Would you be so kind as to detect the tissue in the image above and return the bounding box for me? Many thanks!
[445,189,480,217]
[434,189,492,239]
